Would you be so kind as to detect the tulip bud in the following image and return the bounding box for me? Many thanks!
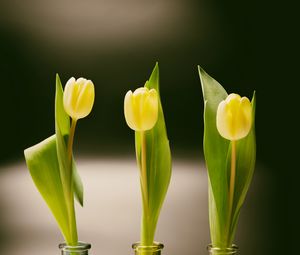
[63,77,95,120]
[216,93,252,141]
[124,87,158,131]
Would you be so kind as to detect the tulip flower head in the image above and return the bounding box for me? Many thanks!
[124,87,158,131]
[63,77,95,120]
[216,93,252,141]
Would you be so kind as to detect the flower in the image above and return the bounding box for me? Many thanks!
[124,87,158,131]
[63,77,95,120]
[216,93,252,141]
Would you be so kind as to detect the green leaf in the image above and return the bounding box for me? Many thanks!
[24,74,84,245]
[198,66,256,247]
[135,63,172,245]
[24,135,71,242]
[55,74,70,136]
[199,67,229,247]
[55,74,83,206]
[72,158,84,207]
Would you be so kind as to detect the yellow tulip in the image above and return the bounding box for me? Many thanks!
[124,87,158,131]
[216,93,252,141]
[63,77,95,120]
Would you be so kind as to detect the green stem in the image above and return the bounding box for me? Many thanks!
[141,131,148,209]
[141,212,154,246]
[68,119,77,164]
[140,131,151,245]
[227,140,236,246]
[66,118,78,245]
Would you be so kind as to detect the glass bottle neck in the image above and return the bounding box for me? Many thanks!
[207,244,238,255]
[59,242,91,255]
[132,242,164,255]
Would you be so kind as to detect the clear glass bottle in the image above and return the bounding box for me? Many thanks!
[207,244,238,255]
[132,242,164,255]
[59,242,91,255]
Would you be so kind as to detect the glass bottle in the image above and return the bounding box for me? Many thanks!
[132,242,164,255]
[207,244,238,255]
[59,242,91,255]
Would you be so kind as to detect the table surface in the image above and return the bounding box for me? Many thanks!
[0,158,270,255]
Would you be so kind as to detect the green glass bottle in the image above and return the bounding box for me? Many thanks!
[132,242,164,255]
[59,242,91,255]
[207,244,238,255]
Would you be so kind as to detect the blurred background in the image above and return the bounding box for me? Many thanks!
[0,0,289,255]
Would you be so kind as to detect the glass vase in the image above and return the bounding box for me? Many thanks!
[207,244,238,255]
[59,242,91,255]
[132,242,164,255]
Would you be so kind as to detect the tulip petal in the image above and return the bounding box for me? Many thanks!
[63,77,76,118]
[141,89,158,130]
[63,77,95,120]
[75,78,86,88]
[226,93,241,103]
[217,100,233,140]
[132,89,144,130]
[75,80,95,119]
[216,93,252,141]
[124,84,158,131]
[235,97,252,140]
[124,90,138,130]
[134,87,148,95]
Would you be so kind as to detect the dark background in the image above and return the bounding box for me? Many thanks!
[0,0,291,254]
[0,0,284,165]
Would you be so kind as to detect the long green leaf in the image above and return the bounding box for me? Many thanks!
[199,67,229,247]
[24,135,71,242]
[135,63,172,245]
[72,158,83,206]
[199,66,256,247]
[24,74,85,245]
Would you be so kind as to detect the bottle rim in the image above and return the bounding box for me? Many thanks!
[207,244,238,254]
[132,242,164,252]
[59,241,91,251]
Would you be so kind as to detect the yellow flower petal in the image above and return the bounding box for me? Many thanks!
[124,87,158,131]
[124,90,138,130]
[217,93,252,141]
[74,80,95,119]
[63,77,95,120]
[140,89,158,130]
[216,100,232,140]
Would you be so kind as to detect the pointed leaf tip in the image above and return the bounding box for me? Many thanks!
[147,63,160,92]
[56,73,61,83]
